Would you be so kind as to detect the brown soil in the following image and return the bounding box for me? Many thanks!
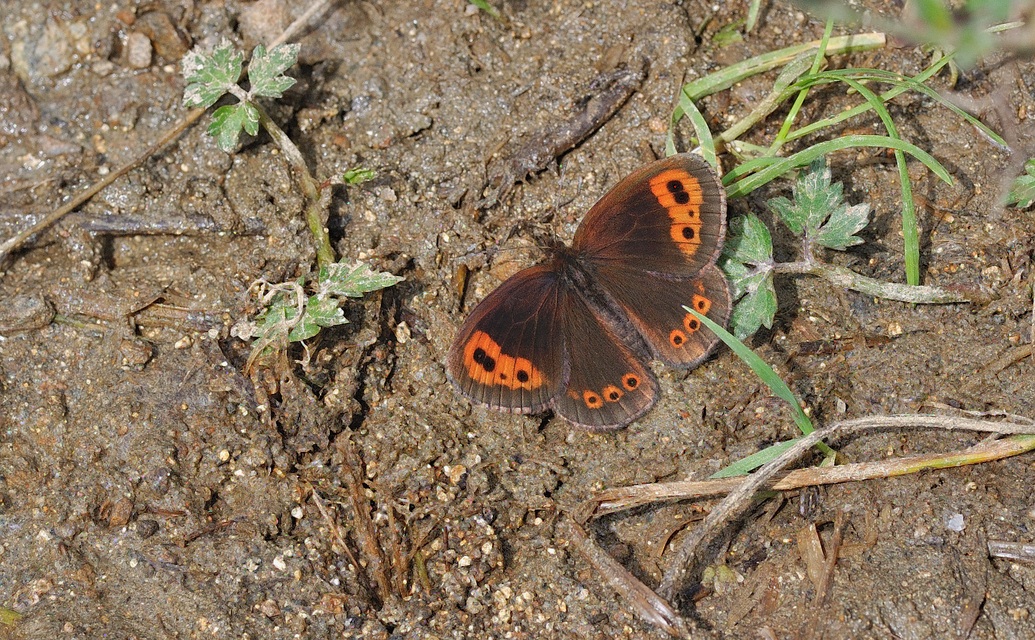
[2,1,1034,638]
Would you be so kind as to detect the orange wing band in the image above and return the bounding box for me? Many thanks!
[649,169,705,257]
[462,331,545,390]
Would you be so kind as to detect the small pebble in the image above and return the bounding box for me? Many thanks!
[135,519,159,539]
[109,497,134,527]
[126,31,152,69]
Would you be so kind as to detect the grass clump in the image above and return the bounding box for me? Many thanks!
[668,24,1009,288]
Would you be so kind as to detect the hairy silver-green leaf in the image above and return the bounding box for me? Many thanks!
[318,262,404,298]
[724,214,773,265]
[248,44,300,99]
[182,42,243,108]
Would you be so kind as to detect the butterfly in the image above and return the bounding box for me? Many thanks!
[447,153,731,430]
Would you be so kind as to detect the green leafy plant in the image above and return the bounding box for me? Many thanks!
[184,42,299,152]
[182,42,402,368]
[235,264,403,370]
[713,20,746,47]
[467,0,500,18]
[342,166,377,185]
[720,159,963,339]
[1006,158,1035,209]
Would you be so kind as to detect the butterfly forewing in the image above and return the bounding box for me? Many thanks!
[572,154,726,277]
[447,265,566,414]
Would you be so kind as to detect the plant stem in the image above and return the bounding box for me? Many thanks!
[774,261,968,303]
[253,102,336,269]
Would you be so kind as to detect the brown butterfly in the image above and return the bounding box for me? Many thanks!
[447,153,731,430]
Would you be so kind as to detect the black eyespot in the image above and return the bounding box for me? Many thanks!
[682,227,695,240]
[673,191,690,205]
[666,180,685,193]
[609,391,620,401]
[516,370,529,383]
[473,348,496,372]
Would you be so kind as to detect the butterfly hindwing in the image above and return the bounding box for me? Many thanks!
[447,265,566,414]
[552,291,658,430]
[572,153,727,277]
[592,263,732,367]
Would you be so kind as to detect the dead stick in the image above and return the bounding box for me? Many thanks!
[0,109,204,262]
[656,415,1035,599]
[340,436,391,602]
[585,431,1035,519]
[561,514,690,638]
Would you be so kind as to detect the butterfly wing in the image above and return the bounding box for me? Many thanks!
[447,265,566,414]
[448,262,659,430]
[552,291,659,430]
[450,153,729,428]
[572,153,726,275]
[591,263,731,367]
[573,153,731,367]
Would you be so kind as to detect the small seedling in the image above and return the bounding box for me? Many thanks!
[234,263,404,370]
[182,42,403,368]
[720,158,865,338]
[183,42,300,152]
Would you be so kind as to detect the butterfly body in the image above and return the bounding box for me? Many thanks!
[448,154,731,430]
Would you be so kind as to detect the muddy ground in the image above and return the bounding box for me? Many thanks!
[2,0,1034,638]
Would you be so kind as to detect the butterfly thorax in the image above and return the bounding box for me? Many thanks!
[547,242,592,288]
[547,244,651,357]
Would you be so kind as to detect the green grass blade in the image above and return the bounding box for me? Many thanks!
[770,20,834,152]
[681,33,886,100]
[724,135,951,199]
[710,437,802,478]
[717,54,813,149]
[671,90,718,166]
[667,33,886,153]
[788,64,1007,149]
[687,307,839,465]
[746,0,762,31]
[808,73,919,284]
[686,309,814,435]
